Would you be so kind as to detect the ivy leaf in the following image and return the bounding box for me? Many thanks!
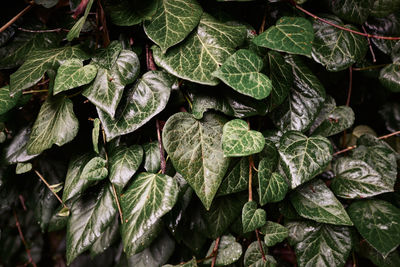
[26,96,79,155]
[242,201,266,233]
[153,13,246,85]
[53,59,97,95]
[347,199,400,257]
[203,234,242,266]
[290,179,353,226]
[218,157,249,196]
[66,184,117,264]
[99,71,173,141]
[4,127,39,164]
[286,221,352,267]
[244,241,276,267]
[80,156,108,181]
[35,0,59,8]
[121,172,179,256]
[92,118,100,154]
[83,50,140,118]
[107,0,159,26]
[312,15,368,71]
[252,17,314,57]
[371,0,400,18]
[143,141,161,173]
[90,217,119,256]
[108,145,143,191]
[213,49,272,100]
[16,162,32,174]
[270,56,326,132]
[278,131,332,189]
[144,0,203,53]
[164,258,198,267]
[9,46,89,96]
[356,236,400,267]
[66,0,94,41]
[260,221,288,247]
[258,169,288,205]
[379,63,400,92]
[0,85,21,115]
[91,41,122,70]
[163,112,230,210]
[331,157,393,199]
[330,0,374,24]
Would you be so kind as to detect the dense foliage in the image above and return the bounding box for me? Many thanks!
[1,0,400,266]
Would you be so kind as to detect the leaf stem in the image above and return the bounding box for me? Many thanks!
[211,237,221,267]
[249,155,254,202]
[13,210,37,267]
[255,229,267,262]
[156,120,167,174]
[352,64,388,71]
[22,89,48,95]
[111,184,124,224]
[18,27,69,33]
[34,170,68,210]
[362,25,376,63]
[146,44,157,71]
[0,2,34,33]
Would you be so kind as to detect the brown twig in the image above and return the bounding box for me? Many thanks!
[352,64,388,71]
[19,195,27,211]
[156,120,167,174]
[18,27,69,33]
[362,25,376,63]
[346,67,353,107]
[146,44,157,71]
[22,89,48,95]
[111,184,124,224]
[0,2,34,33]
[96,0,110,47]
[258,7,268,34]
[248,155,254,202]
[255,229,267,261]
[13,210,37,267]
[211,237,221,267]
[34,170,68,210]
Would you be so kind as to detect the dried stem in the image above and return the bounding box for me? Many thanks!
[0,2,34,33]
[346,66,353,107]
[18,27,69,33]
[13,210,37,267]
[211,237,221,267]
[258,7,268,34]
[352,64,388,71]
[112,184,124,224]
[34,170,68,210]
[19,195,27,211]
[22,89,48,95]
[248,155,254,202]
[255,229,267,261]
[96,0,110,47]
[362,25,376,63]
[156,120,167,174]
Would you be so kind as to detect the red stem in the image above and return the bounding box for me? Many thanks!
[13,210,37,267]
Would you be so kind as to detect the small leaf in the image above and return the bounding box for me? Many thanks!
[143,141,161,173]
[66,0,94,41]
[347,199,400,257]
[222,119,265,157]
[259,168,288,205]
[203,234,242,266]
[53,59,97,94]
[278,131,332,188]
[49,182,63,193]
[91,41,122,70]
[244,241,275,267]
[92,118,100,154]
[0,85,22,115]
[80,156,108,181]
[26,96,79,155]
[242,201,267,233]
[15,162,32,174]
[330,0,374,24]
[218,157,249,196]
[260,221,288,247]
[253,17,314,57]
[213,49,272,100]
[290,179,353,226]
[121,172,179,256]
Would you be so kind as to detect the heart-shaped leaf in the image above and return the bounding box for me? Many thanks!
[244,241,276,267]
[222,119,265,157]
[260,221,288,247]
[163,112,230,210]
[153,13,246,85]
[347,199,400,257]
[253,17,314,57]
[204,235,242,265]
[218,157,249,196]
[0,85,21,115]
[213,49,272,100]
[291,179,353,226]
[259,169,288,205]
[121,172,179,256]
[278,131,332,189]
[142,141,161,173]
[242,201,267,233]
[80,156,108,181]
[54,59,97,94]
[144,0,203,53]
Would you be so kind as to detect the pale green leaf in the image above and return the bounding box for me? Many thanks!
[92,118,100,154]
[242,201,266,233]
[260,221,288,247]
[15,162,32,174]
[203,234,242,265]
[0,85,21,115]
[143,141,161,173]
[92,41,122,70]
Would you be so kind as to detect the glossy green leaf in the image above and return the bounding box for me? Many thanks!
[107,0,159,26]
[278,131,332,189]
[218,157,249,196]
[143,141,161,173]
[330,0,374,24]
[91,41,122,70]
[312,15,368,71]
[80,156,108,181]
[270,56,326,132]
[259,170,288,205]
[164,258,197,267]
[260,221,288,247]
[83,50,140,118]
[153,13,246,85]
[253,17,314,57]
[54,59,97,95]
[0,85,21,115]
[15,162,32,174]
[163,112,230,209]
[213,49,272,100]
[66,184,117,264]
[66,0,94,41]
[99,71,173,141]
[286,221,352,267]
[90,217,119,256]
[242,201,266,233]
[380,63,400,92]
[331,157,393,199]
[371,0,400,18]
[347,199,400,257]
[365,14,400,55]
[356,237,400,267]
[26,96,79,155]
[92,118,100,154]
[4,127,39,164]
[244,241,276,267]
[144,0,203,53]
[203,234,242,265]
[9,46,89,96]
[291,180,353,225]
[108,145,143,191]
[121,172,179,256]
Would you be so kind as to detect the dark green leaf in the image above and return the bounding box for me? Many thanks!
[164,258,197,267]
[244,241,276,267]
[371,0,400,18]
[260,221,288,247]
[143,141,161,173]
[66,0,94,41]
[380,63,400,92]
[258,168,288,205]
[4,127,39,164]
[92,41,122,70]
[80,156,108,181]
[356,237,400,267]
[90,216,119,256]
[107,0,159,26]
[364,15,400,55]
[218,157,249,196]
[35,0,59,8]
[203,234,242,265]
[330,0,374,24]
[0,85,21,115]
[242,201,266,233]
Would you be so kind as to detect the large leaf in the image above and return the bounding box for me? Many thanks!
[212,49,272,100]
[222,119,265,157]
[9,46,89,96]
[331,157,393,199]
[0,85,21,115]
[153,13,246,85]
[356,237,400,267]
[90,217,119,256]
[347,199,400,257]
[66,184,117,264]
[278,131,332,189]
[242,201,267,233]
[99,71,173,141]
[290,179,353,226]
[270,56,326,132]
[260,221,288,247]
[121,172,179,255]
[108,145,143,191]
[83,50,140,117]
[26,96,79,155]
[203,234,242,266]
[252,17,314,57]
[4,127,39,164]
[218,157,249,196]
[144,0,203,53]
[286,221,352,267]
[312,15,368,71]
[107,0,159,26]
[163,112,230,209]
[330,0,374,24]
